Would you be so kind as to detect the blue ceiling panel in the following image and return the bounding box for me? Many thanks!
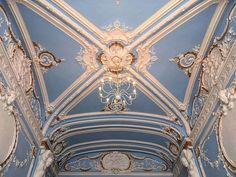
[67,88,167,115]
[148,4,217,101]
[65,0,170,29]
[18,4,86,102]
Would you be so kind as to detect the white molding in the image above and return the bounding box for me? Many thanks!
[127,0,204,50]
[183,0,228,107]
[52,0,183,43]
[0,41,43,145]
[10,0,101,114]
[190,36,236,144]
[128,68,191,135]
[35,0,106,50]
[58,171,173,177]
[142,70,185,110]
[64,112,170,121]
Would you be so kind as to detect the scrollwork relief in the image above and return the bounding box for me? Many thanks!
[201,15,236,92]
[102,20,132,44]
[64,151,170,174]
[0,81,17,114]
[180,148,200,177]
[1,29,33,93]
[34,43,62,73]
[75,45,98,72]
[0,6,43,142]
[136,46,158,72]
[34,147,54,177]
[190,8,236,128]
[102,20,131,33]
[170,45,199,77]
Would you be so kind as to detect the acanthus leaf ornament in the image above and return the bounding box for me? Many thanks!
[4,34,33,94]
[102,20,132,44]
[136,46,158,72]
[201,28,236,92]
[75,45,99,72]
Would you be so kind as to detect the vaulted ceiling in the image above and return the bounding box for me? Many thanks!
[2,0,236,176]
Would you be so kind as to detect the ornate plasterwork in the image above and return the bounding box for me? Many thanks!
[75,45,98,72]
[1,30,33,94]
[98,42,135,73]
[0,81,17,114]
[218,80,236,116]
[103,20,131,33]
[195,80,236,177]
[189,8,236,129]
[34,147,54,177]
[64,151,169,174]
[180,148,200,177]
[0,6,43,143]
[201,29,236,92]
[0,80,19,172]
[136,46,158,72]
[34,43,62,73]
[170,45,199,77]
[217,79,236,172]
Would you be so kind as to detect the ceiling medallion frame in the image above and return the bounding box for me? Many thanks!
[98,42,136,112]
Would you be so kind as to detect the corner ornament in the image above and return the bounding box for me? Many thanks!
[180,148,200,177]
[34,147,54,177]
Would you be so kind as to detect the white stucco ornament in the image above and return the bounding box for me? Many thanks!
[218,81,236,116]
[101,151,130,171]
[34,147,54,177]
[0,82,17,114]
[180,149,199,177]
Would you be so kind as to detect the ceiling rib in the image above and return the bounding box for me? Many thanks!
[139,0,216,49]
[36,0,106,50]
[7,0,51,111]
[183,0,228,107]
[127,0,198,50]
[52,0,183,42]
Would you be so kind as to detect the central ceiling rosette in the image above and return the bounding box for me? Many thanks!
[97,42,137,112]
